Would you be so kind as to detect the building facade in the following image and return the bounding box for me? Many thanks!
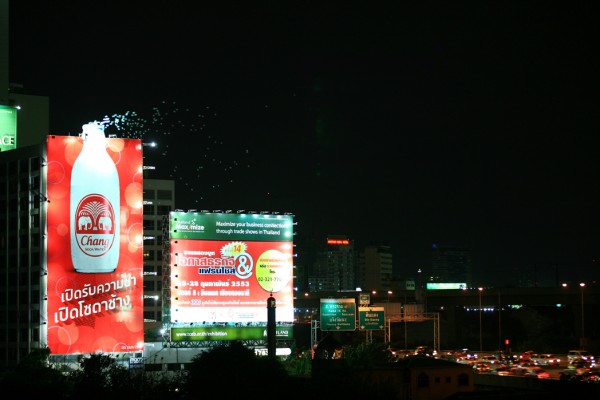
[356,243,393,292]
[308,235,355,292]
[430,243,472,285]
[0,143,47,367]
[142,178,174,333]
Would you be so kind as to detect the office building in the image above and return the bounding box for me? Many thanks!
[430,243,472,285]
[141,178,174,333]
[308,235,355,292]
[356,243,393,292]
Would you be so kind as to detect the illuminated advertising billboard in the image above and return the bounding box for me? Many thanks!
[45,127,144,355]
[170,325,293,342]
[426,283,467,290]
[170,212,294,323]
[0,105,17,151]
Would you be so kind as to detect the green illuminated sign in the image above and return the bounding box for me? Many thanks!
[0,105,17,152]
[320,298,356,331]
[426,282,467,290]
[359,307,385,330]
[170,212,293,242]
[170,325,293,342]
[359,293,370,306]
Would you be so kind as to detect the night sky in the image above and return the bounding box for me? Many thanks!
[8,1,600,286]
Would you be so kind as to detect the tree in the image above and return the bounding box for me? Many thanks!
[0,347,68,399]
[185,341,290,397]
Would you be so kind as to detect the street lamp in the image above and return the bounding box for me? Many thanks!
[387,290,393,303]
[478,287,483,352]
[562,282,586,349]
[580,283,585,348]
[497,290,502,352]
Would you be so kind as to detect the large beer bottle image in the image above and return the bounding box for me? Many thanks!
[70,122,120,273]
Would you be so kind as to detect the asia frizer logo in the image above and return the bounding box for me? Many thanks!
[74,193,117,256]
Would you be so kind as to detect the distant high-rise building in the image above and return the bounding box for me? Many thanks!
[308,235,355,292]
[142,178,175,330]
[430,243,472,285]
[357,243,393,292]
[0,143,46,367]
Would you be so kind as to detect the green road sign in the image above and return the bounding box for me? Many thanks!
[359,293,370,306]
[359,307,385,330]
[320,298,356,331]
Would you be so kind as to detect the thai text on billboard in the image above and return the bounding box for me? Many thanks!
[169,212,294,324]
[45,134,144,355]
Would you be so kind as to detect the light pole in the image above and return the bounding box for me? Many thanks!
[580,283,585,348]
[498,290,502,352]
[403,291,408,350]
[387,290,393,303]
[478,287,483,352]
[562,282,586,348]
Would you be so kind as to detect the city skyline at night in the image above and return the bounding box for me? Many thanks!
[6,1,599,287]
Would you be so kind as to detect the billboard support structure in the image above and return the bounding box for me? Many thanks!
[162,214,171,328]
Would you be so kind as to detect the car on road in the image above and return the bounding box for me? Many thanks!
[471,362,491,373]
[479,355,500,364]
[531,353,561,366]
[510,365,550,379]
[525,367,551,379]
[567,349,595,364]
[414,345,437,357]
[490,364,511,376]
[581,372,600,383]
[519,350,535,361]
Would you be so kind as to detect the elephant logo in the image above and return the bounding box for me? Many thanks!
[98,216,113,231]
[78,215,92,230]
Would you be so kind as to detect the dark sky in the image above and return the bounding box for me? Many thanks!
[8,1,600,286]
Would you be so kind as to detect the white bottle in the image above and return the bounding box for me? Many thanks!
[70,122,120,273]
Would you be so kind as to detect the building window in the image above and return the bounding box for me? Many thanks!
[143,219,155,230]
[144,250,155,261]
[143,204,154,214]
[417,372,429,388]
[157,205,171,215]
[457,373,469,386]
[157,190,172,200]
[144,298,157,307]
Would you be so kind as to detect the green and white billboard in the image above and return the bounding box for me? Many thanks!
[0,105,17,152]
[171,325,293,342]
[170,211,293,242]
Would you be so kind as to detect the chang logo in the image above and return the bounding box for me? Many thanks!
[74,194,116,256]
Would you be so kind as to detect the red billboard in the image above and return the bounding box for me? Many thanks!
[169,212,295,323]
[45,124,144,355]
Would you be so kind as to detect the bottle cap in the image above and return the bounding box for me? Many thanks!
[81,121,106,141]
